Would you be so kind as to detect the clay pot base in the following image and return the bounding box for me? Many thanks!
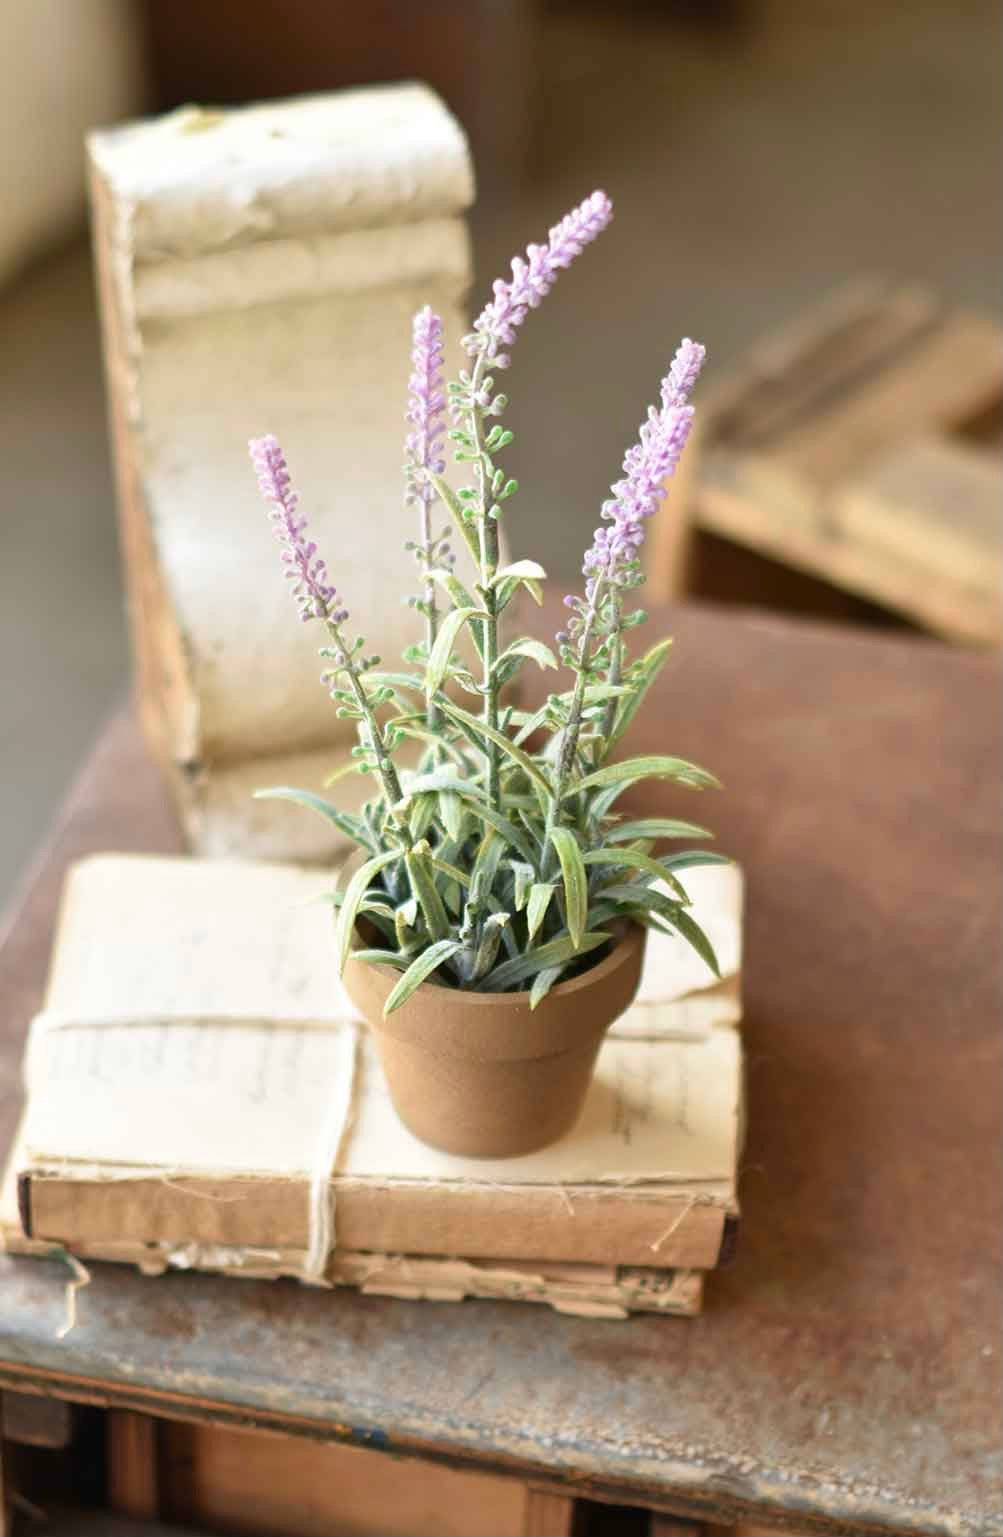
[343,924,646,1158]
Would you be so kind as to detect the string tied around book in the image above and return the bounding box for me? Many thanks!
[23,1008,362,1290]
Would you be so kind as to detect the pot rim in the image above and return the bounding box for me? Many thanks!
[349,918,644,1010]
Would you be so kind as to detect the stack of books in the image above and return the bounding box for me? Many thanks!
[2,854,744,1319]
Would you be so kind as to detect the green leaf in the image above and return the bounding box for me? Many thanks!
[361,670,425,697]
[491,559,547,586]
[426,854,471,887]
[604,817,714,844]
[485,895,520,959]
[437,789,464,841]
[396,772,477,806]
[512,699,554,747]
[336,850,400,973]
[526,882,556,943]
[495,638,558,674]
[529,964,566,1011]
[254,787,375,851]
[548,826,588,949]
[508,861,535,911]
[497,575,544,608]
[399,769,468,800]
[427,471,481,564]
[467,827,504,912]
[659,905,721,978]
[383,940,463,1016]
[583,847,689,901]
[438,700,553,799]
[584,682,635,701]
[426,568,477,610]
[390,722,469,769]
[570,754,721,799]
[425,607,486,697]
[405,847,451,941]
[481,930,610,992]
[469,912,510,982]
[660,851,733,873]
[408,793,436,840]
[351,948,410,971]
[591,883,721,978]
[322,893,396,944]
[425,570,487,659]
[394,897,419,947]
[322,761,361,789]
[609,638,674,747]
[433,790,532,868]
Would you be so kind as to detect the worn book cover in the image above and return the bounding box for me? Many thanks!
[6,854,744,1289]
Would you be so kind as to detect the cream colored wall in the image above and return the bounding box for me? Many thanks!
[0,0,146,288]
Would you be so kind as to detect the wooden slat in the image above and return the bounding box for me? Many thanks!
[706,277,940,450]
[161,1420,530,1537]
[684,286,1003,643]
[0,1433,9,1537]
[106,1410,159,1520]
[522,1487,577,1536]
[833,433,1002,603]
[773,310,1003,489]
[649,1513,707,1536]
[697,478,1000,645]
[702,275,893,427]
[728,1521,798,1536]
[0,1389,73,1448]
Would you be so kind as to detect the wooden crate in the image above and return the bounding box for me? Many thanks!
[650,278,1003,645]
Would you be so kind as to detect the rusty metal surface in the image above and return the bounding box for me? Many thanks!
[1,602,1000,1536]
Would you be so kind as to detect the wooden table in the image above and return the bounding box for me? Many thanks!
[1,600,1000,1536]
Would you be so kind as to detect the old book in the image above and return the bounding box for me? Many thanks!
[7,854,744,1283]
[88,85,486,861]
[0,1168,703,1319]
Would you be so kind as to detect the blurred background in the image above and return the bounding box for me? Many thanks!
[1,0,999,906]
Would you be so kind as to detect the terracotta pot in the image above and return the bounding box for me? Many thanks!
[343,923,646,1158]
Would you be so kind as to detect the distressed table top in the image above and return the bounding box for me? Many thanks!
[1,600,1000,1536]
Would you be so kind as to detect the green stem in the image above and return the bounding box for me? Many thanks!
[542,590,601,876]
[596,588,622,763]
[327,619,408,840]
[419,497,441,735]
[466,351,501,810]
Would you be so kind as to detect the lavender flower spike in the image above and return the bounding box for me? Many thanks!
[661,336,706,410]
[404,306,447,505]
[557,340,705,652]
[467,190,613,368]
[249,435,345,624]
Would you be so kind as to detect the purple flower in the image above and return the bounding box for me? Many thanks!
[249,435,346,624]
[404,306,447,505]
[561,338,705,641]
[467,190,613,368]
[661,337,706,410]
[584,404,696,579]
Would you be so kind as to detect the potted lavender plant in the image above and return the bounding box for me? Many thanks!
[249,190,726,1158]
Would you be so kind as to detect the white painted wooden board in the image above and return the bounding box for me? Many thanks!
[88,86,479,857]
